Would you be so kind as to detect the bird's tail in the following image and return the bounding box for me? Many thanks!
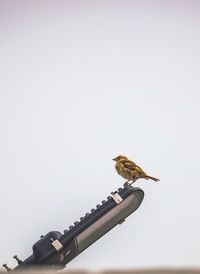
[144,175,160,182]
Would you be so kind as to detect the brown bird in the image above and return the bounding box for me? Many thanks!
[113,155,159,186]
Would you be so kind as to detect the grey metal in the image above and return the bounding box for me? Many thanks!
[8,185,144,271]
[76,193,139,253]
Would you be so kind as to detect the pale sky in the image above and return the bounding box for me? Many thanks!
[0,0,200,270]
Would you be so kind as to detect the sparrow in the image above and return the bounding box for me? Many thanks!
[113,155,159,185]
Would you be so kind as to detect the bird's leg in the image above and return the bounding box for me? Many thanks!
[123,180,131,187]
[130,179,136,185]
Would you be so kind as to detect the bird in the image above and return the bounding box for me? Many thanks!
[112,155,159,186]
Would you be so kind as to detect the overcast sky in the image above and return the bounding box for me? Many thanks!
[0,0,200,271]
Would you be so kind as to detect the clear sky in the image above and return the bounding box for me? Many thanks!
[0,0,200,270]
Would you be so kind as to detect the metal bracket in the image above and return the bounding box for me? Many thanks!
[51,239,63,252]
[118,218,126,225]
[111,192,123,204]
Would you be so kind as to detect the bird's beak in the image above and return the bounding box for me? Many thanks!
[112,158,116,161]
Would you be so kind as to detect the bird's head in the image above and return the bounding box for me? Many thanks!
[112,155,128,162]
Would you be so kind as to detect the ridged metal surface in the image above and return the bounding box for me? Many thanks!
[76,193,141,253]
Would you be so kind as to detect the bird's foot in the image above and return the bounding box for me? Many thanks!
[123,181,131,187]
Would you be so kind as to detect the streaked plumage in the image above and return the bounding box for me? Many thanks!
[113,155,159,185]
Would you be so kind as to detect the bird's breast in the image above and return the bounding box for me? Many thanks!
[115,163,131,179]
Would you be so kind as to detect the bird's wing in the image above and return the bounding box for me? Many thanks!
[123,160,137,170]
[135,165,146,175]
[123,160,146,175]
